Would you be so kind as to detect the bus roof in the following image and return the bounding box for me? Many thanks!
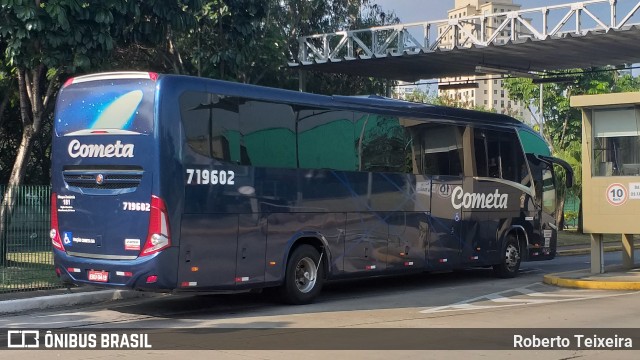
[157,73,527,128]
[62,71,533,131]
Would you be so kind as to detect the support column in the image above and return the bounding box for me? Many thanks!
[622,233,634,269]
[298,70,306,92]
[590,233,604,274]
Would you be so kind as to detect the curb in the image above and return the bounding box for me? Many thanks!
[543,271,640,290]
[557,244,640,256]
[0,289,155,315]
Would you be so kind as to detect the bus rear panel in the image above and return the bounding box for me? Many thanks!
[51,72,177,290]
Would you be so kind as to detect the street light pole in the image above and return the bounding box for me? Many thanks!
[539,83,544,136]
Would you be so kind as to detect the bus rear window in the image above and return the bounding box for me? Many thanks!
[55,79,155,136]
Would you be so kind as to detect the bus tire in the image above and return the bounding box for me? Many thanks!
[279,244,324,305]
[493,235,521,278]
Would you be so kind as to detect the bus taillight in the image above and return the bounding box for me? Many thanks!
[50,192,64,251]
[140,195,171,256]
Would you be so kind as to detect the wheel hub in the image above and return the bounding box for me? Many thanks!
[295,257,317,293]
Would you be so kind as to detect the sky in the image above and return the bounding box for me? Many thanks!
[367,0,640,83]
[371,0,624,24]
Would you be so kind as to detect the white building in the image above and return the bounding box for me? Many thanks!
[437,0,532,123]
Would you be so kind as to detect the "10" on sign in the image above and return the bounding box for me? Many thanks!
[606,183,628,206]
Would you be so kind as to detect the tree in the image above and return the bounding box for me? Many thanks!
[0,0,197,263]
[503,68,640,229]
[290,1,399,95]
[396,87,498,114]
[172,0,397,93]
[0,0,125,263]
[105,0,201,74]
[0,0,400,262]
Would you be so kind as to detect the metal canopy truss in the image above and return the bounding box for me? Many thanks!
[289,0,640,81]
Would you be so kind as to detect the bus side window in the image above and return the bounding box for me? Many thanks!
[477,128,528,183]
[179,91,240,163]
[415,123,464,177]
[542,166,556,215]
[355,113,412,173]
[474,131,488,177]
[487,140,500,178]
[240,100,296,169]
[297,109,358,171]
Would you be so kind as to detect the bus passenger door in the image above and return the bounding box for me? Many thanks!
[528,157,559,258]
[526,154,561,259]
[427,180,462,269]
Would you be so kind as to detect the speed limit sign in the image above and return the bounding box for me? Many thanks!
[606,183,628,206]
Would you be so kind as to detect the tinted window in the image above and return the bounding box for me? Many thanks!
[355,113,413,173]
[410,123,464,176]
[180,92,240,162]
[240,100,296,168]
[475,128,527,183]
[474,134,488,177]
[298,109,357,171]
[55,79,155,136]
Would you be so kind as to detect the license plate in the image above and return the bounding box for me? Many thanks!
[88,270,109,282]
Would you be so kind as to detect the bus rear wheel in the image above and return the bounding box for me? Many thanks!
[493,235,521,278]
[279,244,324,305]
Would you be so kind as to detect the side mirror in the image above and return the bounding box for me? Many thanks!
[536,155,573,188]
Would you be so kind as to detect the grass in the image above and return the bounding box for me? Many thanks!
[6,251,53,265]
[0,251,60,292]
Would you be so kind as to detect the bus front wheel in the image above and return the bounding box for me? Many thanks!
[493,235,521,278]
[279,244,324,305]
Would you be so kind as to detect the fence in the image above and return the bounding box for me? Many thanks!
[0,185,62,293]
[564,194,581,229]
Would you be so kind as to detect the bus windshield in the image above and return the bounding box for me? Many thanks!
[55,78,156,136]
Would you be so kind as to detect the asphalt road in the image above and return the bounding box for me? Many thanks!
[0,251,639,359]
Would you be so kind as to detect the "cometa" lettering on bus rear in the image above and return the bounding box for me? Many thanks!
[68,139,134,158]
[451,186,508,210]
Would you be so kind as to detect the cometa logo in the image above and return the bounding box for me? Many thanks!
[68,139,134,158]
[451,186,508,210]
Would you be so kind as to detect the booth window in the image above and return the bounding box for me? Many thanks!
[592,107,640,176]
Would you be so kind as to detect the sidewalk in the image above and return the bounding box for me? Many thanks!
[0,286,156,315]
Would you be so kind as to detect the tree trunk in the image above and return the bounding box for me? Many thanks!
[0,126,37,264]
[555,191,566,231]
[0,66,56,264]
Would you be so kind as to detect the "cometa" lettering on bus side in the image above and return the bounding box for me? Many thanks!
[451,186,508,210]
[67,139,134,158]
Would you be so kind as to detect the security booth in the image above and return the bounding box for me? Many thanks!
[571,93,640,274]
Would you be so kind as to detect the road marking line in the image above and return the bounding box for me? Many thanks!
[419,283,639,314]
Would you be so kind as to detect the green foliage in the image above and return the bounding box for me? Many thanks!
[1,0,122,71]
[563,210,578,228]
[0,0,399,185]
[399,88,498,114]
[503,68,640,154]
[401,88,434,103]
[504,68,640,229]
[553,140,582,203]
[174,0,398,91]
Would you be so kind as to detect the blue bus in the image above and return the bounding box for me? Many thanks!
[50,72,572,304]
